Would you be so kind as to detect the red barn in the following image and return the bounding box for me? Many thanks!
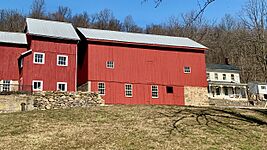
[0,31,27,92]
[77,28,209,106]
[20,18,80,92]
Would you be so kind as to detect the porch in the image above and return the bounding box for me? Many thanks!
[208,82,248,100]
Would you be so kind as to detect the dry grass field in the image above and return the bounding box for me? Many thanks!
[0,105,266,150]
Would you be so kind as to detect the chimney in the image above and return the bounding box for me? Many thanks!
[225,57,229,65]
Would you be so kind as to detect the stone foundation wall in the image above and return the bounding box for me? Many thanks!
[33,91,103,110]
[184,86,209,106]
[0,91,104,113]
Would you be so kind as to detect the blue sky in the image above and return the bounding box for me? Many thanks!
[0,0,246,27]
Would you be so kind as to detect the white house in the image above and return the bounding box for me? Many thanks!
[207,64,248,100]
[248,82,267,100]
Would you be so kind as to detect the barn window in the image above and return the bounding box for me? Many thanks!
[57,55,68,66]
[33,52,45,64]
[223,74,226,80]
[57,82,67,92]
[98,82,105,95]
[207,73,210,80]
[2,80,11,92]
[32,80,43,91]
[125,84,133,97]
[184,66,191,73]
[261,86,266,90]
[151,85,159,98]
[166,86,173,94]
[106,61,114,69]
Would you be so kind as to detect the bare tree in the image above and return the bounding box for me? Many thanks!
[72,12,90,28]
[29,0,46,19]
[0,9,25,32]
[49,6,72,22]
[122,15,143,33]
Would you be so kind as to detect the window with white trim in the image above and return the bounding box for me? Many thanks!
[106,61,114,69]
[32,80,43,91]
[98,82,105,95]
[215,73,218,80]
[261,86,266,90]
[57,82,67,92]
[207,73,210,80]
[57,55,68,66]
[2,80,11,92]
[125,84,133,97]
[151,85,159,98]
[33,52,45,64]
[223,74,226,80]
[231,74,235,81]
[184,66,191,73]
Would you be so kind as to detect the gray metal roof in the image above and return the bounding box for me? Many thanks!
[77,28,208,49]
[206,64,240,72]
[26,18,80,40]
[0,31,27,45]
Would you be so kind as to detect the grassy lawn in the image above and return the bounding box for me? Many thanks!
[0,105,266,150]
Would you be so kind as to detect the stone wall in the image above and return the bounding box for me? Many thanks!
[33,91,103,110]
[0,91,104,113]
[184,86,209,106]
[0,94,34,113]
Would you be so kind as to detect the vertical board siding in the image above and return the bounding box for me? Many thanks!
[0,45,26,80]
[78,42,207,105]
[21,38,77,91]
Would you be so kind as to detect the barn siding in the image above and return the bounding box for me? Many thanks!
[0,44,26,80]
[78,41,207,105]
[21,38,77,91]
[90,81,184,105]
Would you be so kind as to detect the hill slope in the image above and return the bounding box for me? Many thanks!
[0,105,266,150]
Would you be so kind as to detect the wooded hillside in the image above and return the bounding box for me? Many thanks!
[1,0,267,83]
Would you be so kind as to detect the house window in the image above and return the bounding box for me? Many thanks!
[32,80,43,91]
[125,84,133,97]
[166,86,173,93]
[215,73,218,80]
[98,82,105,95]
[57,55,68,66]
[261,86,266,90]
[184,66,191,73]
[57,82,67,92]
[33,52,45,64]
[2,80,11,92]
[106,61,114,69]
[207,73,210,80]
[223,74,226,80]
[231,74,235,81]
[151,85,159,98]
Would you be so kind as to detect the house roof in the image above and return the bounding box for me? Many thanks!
[206,64,240,72]
[0,31,27,45]
[26,18,80,41]
[77,28,208,50]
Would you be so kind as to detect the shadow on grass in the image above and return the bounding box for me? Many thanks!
[158,107,267,135]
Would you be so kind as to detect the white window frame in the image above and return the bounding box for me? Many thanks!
[223,74,226,80]
[207,73,210,80]
[57,82,68,92]
[2,80,11,92]
[106,61,114,69]
[32,80,43,91]
[98,82,105,95]
[33,52,45,64]
[57,55,68,66]
[151,85,159,99]
[125,84,133,97]
[231,74,235,81]
[215,73,218,80]
[184,66,191,74]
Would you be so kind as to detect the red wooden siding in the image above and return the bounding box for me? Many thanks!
[0,44,26,80]
[21,37,77,91]
[78,41,207,105]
